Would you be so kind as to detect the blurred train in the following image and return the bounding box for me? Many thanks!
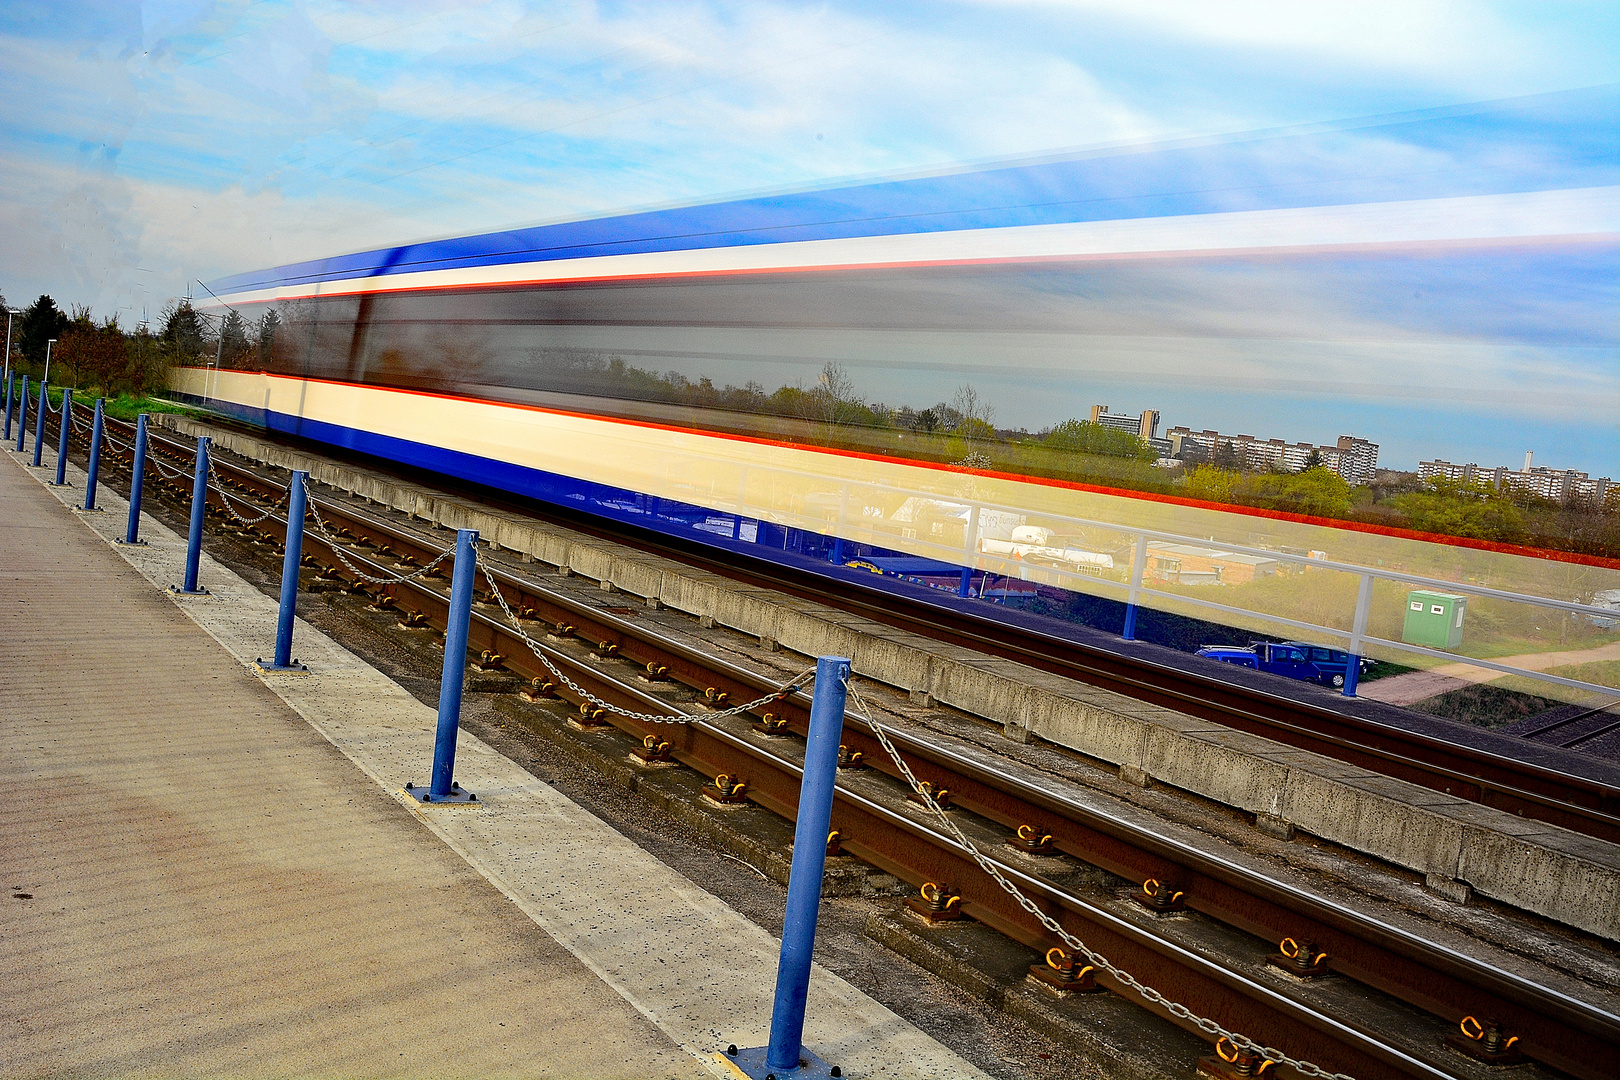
[182,88,1619,651]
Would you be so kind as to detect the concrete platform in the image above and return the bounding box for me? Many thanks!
[0,440,986,1078]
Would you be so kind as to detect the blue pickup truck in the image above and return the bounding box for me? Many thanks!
[1194,641,1369,689]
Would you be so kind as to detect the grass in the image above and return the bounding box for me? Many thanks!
[99,393,199,422]
[1408,683,1564,729]
[30,385,200,422]
[1540,659,1620,692]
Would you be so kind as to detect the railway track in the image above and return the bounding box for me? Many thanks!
[64,406,1620,1080]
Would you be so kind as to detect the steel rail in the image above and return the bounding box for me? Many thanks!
[79,409,1620,1080]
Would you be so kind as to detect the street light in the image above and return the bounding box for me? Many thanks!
[2,307,19,388]
[43,338,56,385]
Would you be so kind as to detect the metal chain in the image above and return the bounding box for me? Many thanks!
[479,556,815,725]
[148,452,191,480]
[205,459,286,526]
[300,476,457,585]
[845,683,1355,1080]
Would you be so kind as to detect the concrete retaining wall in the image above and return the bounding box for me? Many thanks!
[159,414,1620,940]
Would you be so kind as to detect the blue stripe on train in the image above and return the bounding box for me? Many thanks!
[175,392,944,581]
[204,87,1619,296]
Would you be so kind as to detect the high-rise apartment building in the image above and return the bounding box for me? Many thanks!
[1167,426,1379,483]
[1090,404,1160,441]
[1419,454,1612,505]
[1335,436,1379,485]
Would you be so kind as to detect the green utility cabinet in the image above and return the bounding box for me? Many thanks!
[1403,590,1468,648]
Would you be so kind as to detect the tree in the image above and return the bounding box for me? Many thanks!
[124,322,170,395]
[158,299,206,362]
[1390,478,1524,541]
[1212,440,1241,470]
[1184,464,1238,504]
[19,295,69,367]
[1257,466,1353,517]
[1301,448,1325,471]
[908,407,941,434]
[256,307,281,367]
[52,311,127,391]
[798,361,866,440]
[220,308,250,365]
[1043,418,1155,462]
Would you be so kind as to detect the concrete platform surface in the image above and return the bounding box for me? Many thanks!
[1,448,705,1078]
[1,437,986,1079]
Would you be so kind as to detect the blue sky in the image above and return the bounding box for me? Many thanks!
[0,1,1616,471]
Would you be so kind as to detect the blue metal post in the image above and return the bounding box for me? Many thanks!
[122,413,149,545]
[31,382,47,467]
[1122,533,1147,642]
[830,537,844,566]
[1343,573,1373,698]
[52,389,71,485]
[764,655,850,1074]
[176,436,209,593]
[263,471,309,670]
[428,529,479,799]
[82,399,104,510]
[13,375,25,451]
[3,372,12,441]
[958,565,973,598]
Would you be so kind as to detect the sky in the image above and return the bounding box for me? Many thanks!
[0,1,1616,472]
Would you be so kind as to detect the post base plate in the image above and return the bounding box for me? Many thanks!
[715,1045,840,1079]
[404,782,478,805]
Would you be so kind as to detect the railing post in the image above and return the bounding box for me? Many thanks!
[1344,573,1373,697]
[1122,532,1148,641]
[258,471,309,671]
[31,382,47,467]
[3,372,12,441]
[14,375,27,452]
[173,436,210,594]
[726,655,850,1079]
[415,529,479,803]
[120,413,149,546]
[52,389,72,486]
[960,505,981,597]
[82,398,104,510]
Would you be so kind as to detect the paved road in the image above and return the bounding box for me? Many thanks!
[1359,640,1620,706]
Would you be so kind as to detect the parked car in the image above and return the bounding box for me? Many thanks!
[1194,641,1369,688]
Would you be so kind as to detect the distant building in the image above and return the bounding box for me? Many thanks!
[1167,426,1378,483]
[1090,404,1160,441]
[1335,436,1379,485]
[1145,543,1279,586]
[1418,452,1612,505]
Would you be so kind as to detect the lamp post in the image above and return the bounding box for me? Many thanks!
[43,338,56,385]
[3,307,18,387]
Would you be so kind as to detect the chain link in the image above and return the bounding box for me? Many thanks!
[300,476,458,585]
[845,684,1355,1080]
[479,556,815,725]
[205,459,285,526]
[149,453,192,481]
